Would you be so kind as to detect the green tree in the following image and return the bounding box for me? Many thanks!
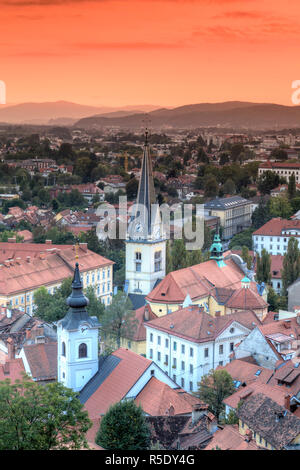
[281,237,300,296]
[257,171,279,195]
[0,376,91,450]
[126,177,139,200]
[96,400,150,450]
[267,287,280,312]
[288,173,297,200]
[100,292,137,348]
[268,196,293,219]
[252,200,271,229]
[204,174,218,198]
[171,239,187,271]
[256,249,271,284]
[229,227,255,250]
[195,369,235,420]
[241,246,252,270]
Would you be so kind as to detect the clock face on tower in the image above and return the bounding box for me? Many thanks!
[80,326,88,336]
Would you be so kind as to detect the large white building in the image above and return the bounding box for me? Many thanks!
[144,305,261,393]
[258,161,300,183]
[252,218,300,256]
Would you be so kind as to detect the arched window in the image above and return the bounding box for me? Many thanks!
[78,343,87,358]
[62,341,66,357]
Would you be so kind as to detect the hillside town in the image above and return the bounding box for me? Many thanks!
[1,123,300,451]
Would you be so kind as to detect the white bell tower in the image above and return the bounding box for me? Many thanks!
[125,130,166,298]
[57,263,100,392]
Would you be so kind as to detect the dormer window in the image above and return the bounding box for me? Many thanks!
[78,343,87,358]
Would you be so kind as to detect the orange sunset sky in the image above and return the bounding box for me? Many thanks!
[1,0,300,107]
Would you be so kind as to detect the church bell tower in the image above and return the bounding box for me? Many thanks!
[57,263,100,392]
[125,130,166,301]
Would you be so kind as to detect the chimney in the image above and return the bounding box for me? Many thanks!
[284,394,291,411]
[7,337,14,360]
[39,252,46,260]
[16,257,21,265]
[192,403,208,425]
[4,260,10,268]
[79,242,87,252]
[284,320,291,329]
[7,237,16,243]
[245,429,252,442]
[144,305,150,321]
[25,328,31,340]
[215,311,221,317]
[45,239,52,245]
[26,256,31,263]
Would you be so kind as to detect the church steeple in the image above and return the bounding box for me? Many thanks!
[209,225,226,267]
[135,129,156,235]
[57,263,100,392]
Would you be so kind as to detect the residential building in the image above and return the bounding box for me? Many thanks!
[145,305,261,392]
[270,254,283,294]
[204,424,260,450]
[237,393,300,450]
[204,196,252,240]
[252,218,300,255]
[258,161,300,183]
[0,241,114,314]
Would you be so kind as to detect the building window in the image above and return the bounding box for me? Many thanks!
[181,344,185,354]
[173,358,177,368]
[150,333,153,342]
[78,343,87,358]
[190,364,193,374]
[190,347,194,357]
[165,355,169,365]
[204,348,209,358]
[157,336,161,345]
[157,351,161,361]
[173,341,177,351]
[165,338,169,348]
[149,348,153,359]
[181,378,185,388]
[219,344,224,355]
[181,361,185,371]
[135,252,142,272]
[230,342,234,352]
[154,251,162,272]
[62,342,66,356]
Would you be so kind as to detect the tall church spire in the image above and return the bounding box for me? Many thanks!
[135,129,156,235]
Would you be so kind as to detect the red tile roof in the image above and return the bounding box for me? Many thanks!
[225,287,268,310]
[0,242,113,296]
[224,382,289,410]
[127,305,157,342]
[270,255,284,279]
[83,348,153,419]
[135,377,199,416]
[217,359,273,386]
[253,218,300,236]
[146,306,261,343]
[0,358,25,382]
[204,425,260,450]
[146,257,252,304]
[22,342,57,381]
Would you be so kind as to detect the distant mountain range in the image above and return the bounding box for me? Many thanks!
[75,101,300,130]
[1,100,300,130]
[0,101,161,125]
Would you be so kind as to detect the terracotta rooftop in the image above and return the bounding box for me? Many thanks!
[80,348,154,419]
[0,358,25,382]
[225,286,268,310]
[0,242,113,296]
[126,304,157,342]
[224,382,290,410]
[146,255,251,304]
[237,393,300,449]
[22,342,57,381]
[218,359,273,387]
[146,306,261,343]
[135,376,199,416]
[253,218,300,237]
[204,425,260,450]
[270,255,284,279]
[268,360,300,396]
